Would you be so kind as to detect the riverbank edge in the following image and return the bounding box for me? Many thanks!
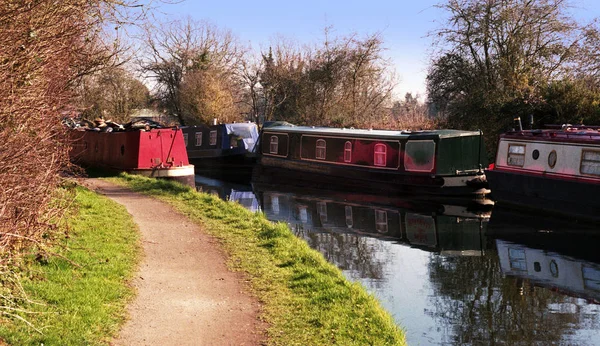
[0,186,141,345]
[110,173,406,346]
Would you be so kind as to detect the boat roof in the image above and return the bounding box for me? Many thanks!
[262,124,481,139]
[501,125,600,143]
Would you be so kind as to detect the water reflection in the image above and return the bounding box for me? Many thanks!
[194,174,600,346]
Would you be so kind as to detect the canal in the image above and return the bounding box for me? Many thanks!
[195,174,600,345]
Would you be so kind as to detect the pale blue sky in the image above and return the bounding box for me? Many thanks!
[149,0,600,100]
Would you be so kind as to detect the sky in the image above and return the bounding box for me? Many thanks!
[147,0,600,101]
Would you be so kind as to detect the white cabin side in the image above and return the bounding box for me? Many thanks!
[495,138,600,181]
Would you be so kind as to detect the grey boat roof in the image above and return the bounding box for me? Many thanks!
[262,124,481,139]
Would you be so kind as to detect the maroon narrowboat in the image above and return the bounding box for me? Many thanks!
[70,128,195,186]
[486,124,600,221]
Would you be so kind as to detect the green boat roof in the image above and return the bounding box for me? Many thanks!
[262,125,480,139]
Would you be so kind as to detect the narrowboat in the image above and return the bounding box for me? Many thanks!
[181,122,259,180]
[257,124,489,197]
[486,124,600,221]
[70,127,195,186]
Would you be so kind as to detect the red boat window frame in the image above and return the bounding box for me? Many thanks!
[374,143,387,166]
[344,141,352,163]
[316,139,326,160]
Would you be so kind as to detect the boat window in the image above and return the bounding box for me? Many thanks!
[271,195,279,214]
[375,210,388,233]
[374,143,387,166]
[269,136,278,154]
[195,132,202,146]
[508,248,527,271]
[316,139,326,160]
[183,133,189,147]
[548,150,557,169]
[317,202,327,222]
[581,150,600,176]
[345,206,353,228]
[582,264,600,291]
[507,144,525,167]
[344,141,352,163]
[405,140,435,172]
[209,130,217,145]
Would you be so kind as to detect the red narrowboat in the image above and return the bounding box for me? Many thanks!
[70,128,195,186]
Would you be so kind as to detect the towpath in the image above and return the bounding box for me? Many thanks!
[83,179,264,346]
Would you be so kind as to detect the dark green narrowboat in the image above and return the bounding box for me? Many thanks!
[257,124,489,197]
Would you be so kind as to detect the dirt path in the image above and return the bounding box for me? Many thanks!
[84,179,264,346]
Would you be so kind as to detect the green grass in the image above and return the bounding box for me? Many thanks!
[111,174,406,346]
[0,186,141,345]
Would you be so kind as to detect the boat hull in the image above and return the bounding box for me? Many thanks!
[486,168,600,222]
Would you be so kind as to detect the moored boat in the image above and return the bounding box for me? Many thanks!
[485,124,600,221]
[181,122,258,181]
[70,127,195,186]
[256,123,489,197]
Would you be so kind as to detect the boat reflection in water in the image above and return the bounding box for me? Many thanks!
[254,182,491,257]
[194,175,260,212]
[194,173,600,345]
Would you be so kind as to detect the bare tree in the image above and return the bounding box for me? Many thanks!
[138,17,247,125]
[76,66,150,122]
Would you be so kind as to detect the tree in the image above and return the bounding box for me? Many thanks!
[77,67,150,123]
[138,17,247,125]
[254,30,396,128]
[427,0,597,153]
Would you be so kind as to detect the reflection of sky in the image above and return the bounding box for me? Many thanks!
[344,240,443,345]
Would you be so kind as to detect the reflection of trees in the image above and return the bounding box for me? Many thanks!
[427,251,590,345]
[293,226,389,289]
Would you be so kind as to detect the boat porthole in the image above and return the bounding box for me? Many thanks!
[549,260,559,277]
[548,150,557,168]
[532,149,539,160]
[120,145,125,156]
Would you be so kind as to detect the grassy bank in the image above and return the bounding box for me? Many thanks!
[0,186,141,345]
[112,174,406,346]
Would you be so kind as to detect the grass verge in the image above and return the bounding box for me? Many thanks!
[0,186,141,345]
[111,173,406,346]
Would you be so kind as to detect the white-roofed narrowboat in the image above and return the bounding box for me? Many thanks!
[486,124,600,221]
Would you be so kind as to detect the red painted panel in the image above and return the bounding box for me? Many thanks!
[69,128,189,170]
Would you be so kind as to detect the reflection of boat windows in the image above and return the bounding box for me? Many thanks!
[344,141,352,163]
[209,130,217,145]
[375,210,388,233]
[345,206,353,228]
[508,248,527,271]
[507,144,525,167]
[271,196,279,214]
[317,202,327,222]
[374,143,387,166]
[316,139,326,160]
[549,260,559,277]
[581,150,600,176]
[548,150,557,169]
[183,133,189,147]
[299,206,308,223]
[582,264,600,292]
[269,136,278,154]
[195,132,202,146]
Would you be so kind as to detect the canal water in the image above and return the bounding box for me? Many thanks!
[195,174,600,345]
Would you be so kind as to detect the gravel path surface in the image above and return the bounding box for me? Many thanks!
[84,179,264,346]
